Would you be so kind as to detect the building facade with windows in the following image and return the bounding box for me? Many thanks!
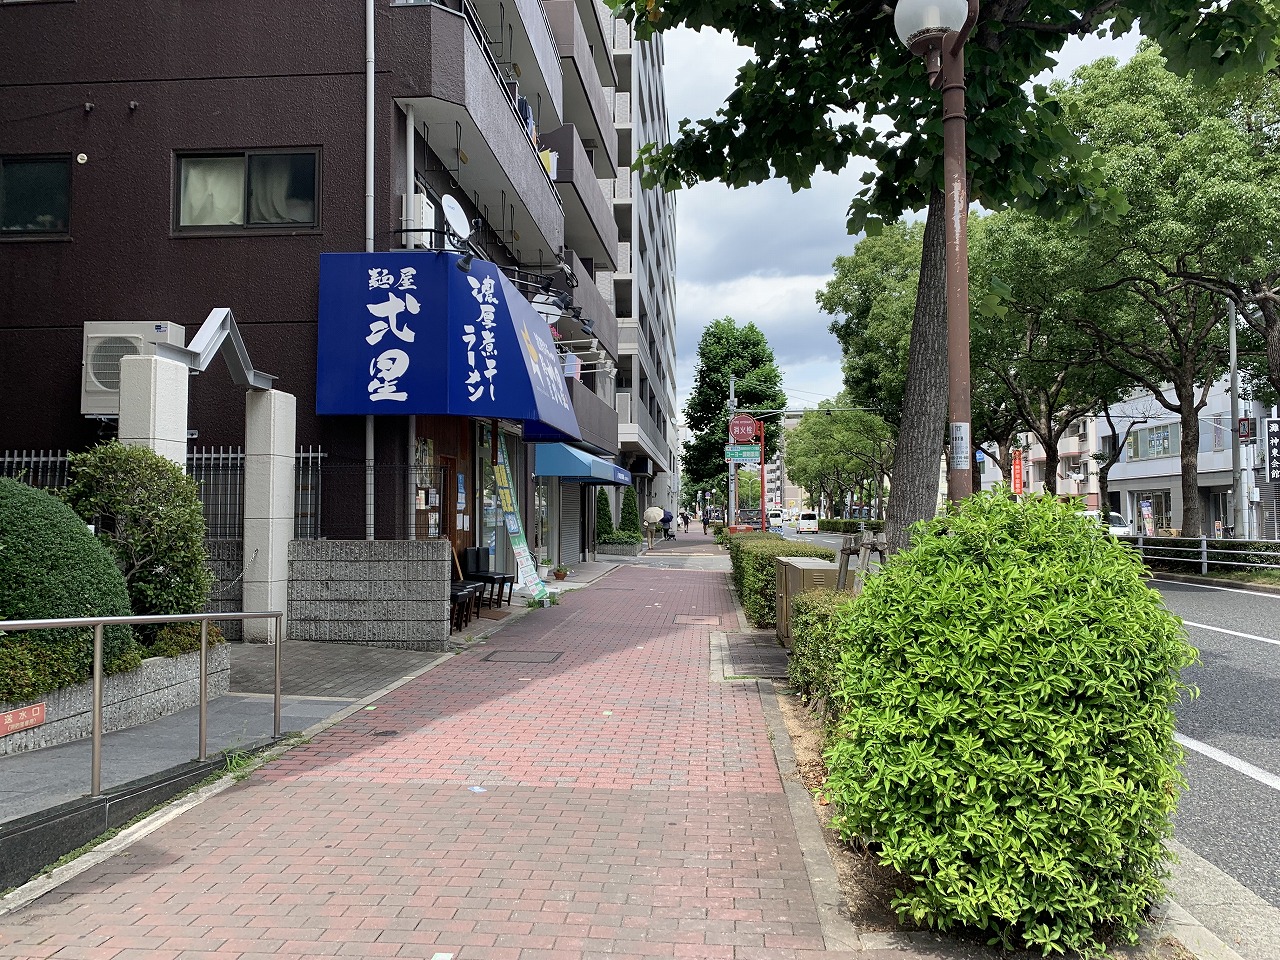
[0,0,638,595]
[605,20,678,514]
[987,379,1280,540]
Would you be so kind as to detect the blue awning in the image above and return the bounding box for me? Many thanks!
[316,251,581,444]
[533,444,632,485]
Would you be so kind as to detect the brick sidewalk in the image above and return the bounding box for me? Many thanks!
[0,564,936,960]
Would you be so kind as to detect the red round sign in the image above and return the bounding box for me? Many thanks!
[728,414,759,442]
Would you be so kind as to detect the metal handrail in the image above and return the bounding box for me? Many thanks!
[1125,536,1280,574]
[0,610,284,798]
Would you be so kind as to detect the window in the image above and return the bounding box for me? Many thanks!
[176,150,317,229]
[1,155,70,235]
[1125,422,1180,460]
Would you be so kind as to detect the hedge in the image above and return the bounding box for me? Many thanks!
[787,589,858,707]
[724,531,835,627]
[0,477,140,704]
[818,518,885,534]
[819,491,1194,958]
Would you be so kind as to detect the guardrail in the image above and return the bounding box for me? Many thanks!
[0,611,283,798]
[1125,536,1280,575]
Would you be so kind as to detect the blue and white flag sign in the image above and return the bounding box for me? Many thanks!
[316,251,581,443]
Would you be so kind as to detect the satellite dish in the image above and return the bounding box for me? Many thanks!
[441,195,472,242]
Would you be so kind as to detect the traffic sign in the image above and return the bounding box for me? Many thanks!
[725,444,761,464]
[728,414,759,442]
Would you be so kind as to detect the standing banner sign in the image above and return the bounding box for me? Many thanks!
[1011,448,1024,495]
[1266,418,1280,485]
[495,435,549,600]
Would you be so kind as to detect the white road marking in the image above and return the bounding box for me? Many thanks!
[1176,733,1280,793]
[1181,620,1280,647]
[1153,577,1280,600]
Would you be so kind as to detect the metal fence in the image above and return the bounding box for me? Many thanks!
[1126,535,1280,575]
[1,447,326,540]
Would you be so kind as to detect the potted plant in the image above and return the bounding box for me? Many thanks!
[537,556,552,578]
[552,564,570,581]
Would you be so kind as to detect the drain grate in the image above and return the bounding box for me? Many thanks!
[482,651,564,663]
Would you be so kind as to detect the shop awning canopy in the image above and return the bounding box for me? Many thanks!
[533,443,632,485]
[315,251,581,444]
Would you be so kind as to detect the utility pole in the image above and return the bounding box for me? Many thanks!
[728,375,737,526]
[1230,300,1246,538]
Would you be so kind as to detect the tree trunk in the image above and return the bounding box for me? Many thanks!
[885,191,950,553]
[1178,397,1203,537]
[1041,435,1060,496]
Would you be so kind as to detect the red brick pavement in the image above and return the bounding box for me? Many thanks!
[0,565,885,960]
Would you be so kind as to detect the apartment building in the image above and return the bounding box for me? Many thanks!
[0,0,641,574]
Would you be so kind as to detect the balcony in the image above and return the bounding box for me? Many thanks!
[544,0,618,177]
[539,123,618,269]
[614,91,633,167]
[562,249,618,361]
[389,0,564,265]
[615,391,670,467]
[468,0,563,129]
[566,377,619,455]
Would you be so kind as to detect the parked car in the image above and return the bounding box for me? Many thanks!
[1082,509,1132,537]
[796,511,819,534]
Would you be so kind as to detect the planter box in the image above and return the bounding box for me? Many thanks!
[596,542,644,557]
[0,644,230,757]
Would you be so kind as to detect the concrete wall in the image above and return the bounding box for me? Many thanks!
[0,644,230,756]
[288,539,451,649]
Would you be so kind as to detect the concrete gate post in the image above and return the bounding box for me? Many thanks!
[243,389,296,642]
[117,355,190,468]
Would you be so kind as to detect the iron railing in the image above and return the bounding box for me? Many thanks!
[0,611,284,798]
[1126,536,1280,575]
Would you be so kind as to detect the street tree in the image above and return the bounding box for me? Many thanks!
[682,317,787,493]
[969,211,1134,494]
[784,400,893,517]
[1051,45,1276,535]
[612,0,1279,550]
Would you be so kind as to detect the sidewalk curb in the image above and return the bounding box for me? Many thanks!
[756,678,859,952]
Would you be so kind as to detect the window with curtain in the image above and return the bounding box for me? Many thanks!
[1,156,71,235]
[177,150,317,229]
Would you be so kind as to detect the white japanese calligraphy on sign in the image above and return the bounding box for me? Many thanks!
[464,274,499,402]
[363,266,420,404]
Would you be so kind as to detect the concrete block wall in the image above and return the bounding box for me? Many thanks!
[0,644,230,756]
[288,540,451,650]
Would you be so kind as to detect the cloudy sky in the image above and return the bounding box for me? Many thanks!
[663,26,1141,415]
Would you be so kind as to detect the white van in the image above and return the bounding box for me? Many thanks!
[766,509,784,530]
[1082,509,1132,537]
[796,511,819,534]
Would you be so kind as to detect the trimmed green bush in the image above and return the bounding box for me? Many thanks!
[725,531,835,627]
[787,589,858,706]
[820,491,1195,958]
[62,442,213,645]
[620,485,642,535]
[596,488,615,538]
[819,518,885,534]
[598,530,643,545]
[148,621,226,659]
[0,478,140,704]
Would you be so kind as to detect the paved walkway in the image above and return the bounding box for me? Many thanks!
[1,562,898,960]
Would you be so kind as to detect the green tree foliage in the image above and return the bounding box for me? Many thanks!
[62,442,213,642]
[806,491,1195,957]
[784,399,893,517]
[620,485,642,534]
[682,317,787,491]
[0,478,139,703]
[968,211,1134,492]
[595,488,615,537]
[613,0,1277,547]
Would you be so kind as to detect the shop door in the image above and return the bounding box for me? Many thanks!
[559,484,582,562]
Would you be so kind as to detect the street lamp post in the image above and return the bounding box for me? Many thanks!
[894,0,978,502]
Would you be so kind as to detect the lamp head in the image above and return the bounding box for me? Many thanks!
[893,0,969,50]
[579,317,595,337]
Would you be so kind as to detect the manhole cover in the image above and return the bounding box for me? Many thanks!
[675,615,720,625]
[482,651,563,663]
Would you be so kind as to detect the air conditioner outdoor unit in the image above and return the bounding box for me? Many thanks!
[81,321,187,416]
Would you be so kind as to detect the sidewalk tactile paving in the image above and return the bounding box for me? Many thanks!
[0,564,872,959]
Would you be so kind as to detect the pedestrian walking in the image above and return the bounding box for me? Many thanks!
[679,510,690,532]
[701,510,710,535]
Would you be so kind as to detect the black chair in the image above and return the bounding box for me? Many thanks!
[463,547,516,607]
[449,581,483,631]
